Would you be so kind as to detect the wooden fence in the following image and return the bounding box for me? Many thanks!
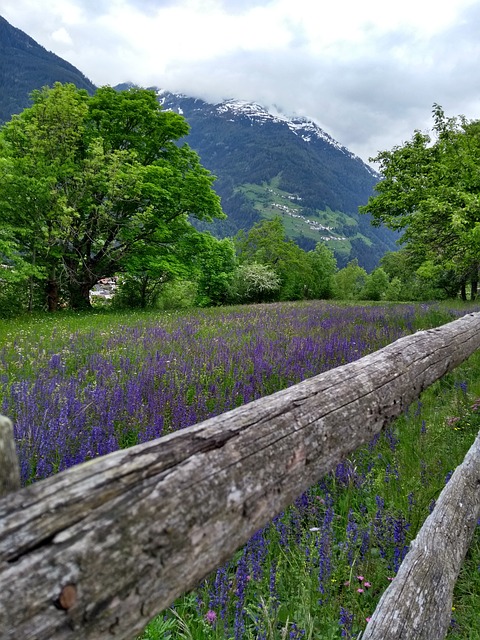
[1,312,480,640]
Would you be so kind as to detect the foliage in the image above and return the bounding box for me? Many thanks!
[229,262,281,303]
[380,249,449,301]
[234,218,337,302]
[307,241,337,299]
[360,267,390,301]
[0,83,224,310]
[361,105,480,299]
[156,280,198,311]
[184,234,237,306]
[333,260,367,300]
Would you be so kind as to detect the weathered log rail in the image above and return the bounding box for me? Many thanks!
[362,428,480,639]
[1,312,480,640]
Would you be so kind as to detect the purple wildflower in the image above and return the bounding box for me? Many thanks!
[205,610,217,624]
[339,607,354,638]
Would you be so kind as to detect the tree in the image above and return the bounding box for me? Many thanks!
[307,242,337,299]
[229,262,281,303]
[360,267,389,301]
[181,232,237,306]
[234,217,337,301]
[360,105,480,300]
[379,249,452,301]
[0,227,44,315]
[196,237,237,306]
[0,83,224,310]
[334,259,367,300]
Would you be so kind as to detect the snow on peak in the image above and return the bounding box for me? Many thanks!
[215,99,352,157]
[156,88,189,103]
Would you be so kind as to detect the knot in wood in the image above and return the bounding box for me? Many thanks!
[56,584,77,610]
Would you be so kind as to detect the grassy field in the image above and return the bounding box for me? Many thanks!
[1,301,479,638]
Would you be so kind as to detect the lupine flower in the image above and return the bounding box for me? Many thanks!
[233,550,249,640]
[269,560,278,612]
[339,608,354,638]
[456,381,468,395]
[289,622,306,639]
[346,510,358,565]
[3,302,468,638]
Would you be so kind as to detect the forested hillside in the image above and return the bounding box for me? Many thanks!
[155,91,397,270]
[0,16,95,123]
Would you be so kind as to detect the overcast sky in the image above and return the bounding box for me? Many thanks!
[3,0,480,163]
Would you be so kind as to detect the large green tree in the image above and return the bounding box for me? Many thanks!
[0,83,224,309]
[360,105,480,299]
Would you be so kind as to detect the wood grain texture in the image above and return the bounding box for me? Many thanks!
[1,313,480,639]
[0,415,21,498]
[362,429,480,640]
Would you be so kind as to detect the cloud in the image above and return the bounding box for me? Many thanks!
[51,27,74,46]
[2,0,480,161]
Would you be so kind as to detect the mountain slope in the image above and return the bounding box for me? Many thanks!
[0,16,95,124]
[0,16,396,271]
[154,91,396,270]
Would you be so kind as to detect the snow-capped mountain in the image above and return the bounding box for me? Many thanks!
[153,90,392,269]
[212,99,379,179]
[158,92,369,163]
[217,99,350,152]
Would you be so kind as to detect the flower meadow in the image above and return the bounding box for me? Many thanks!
[1,301,480,639]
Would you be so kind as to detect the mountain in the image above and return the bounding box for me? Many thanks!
[0,16,95,124]
[147,90,395,270]
[0,15,395,270]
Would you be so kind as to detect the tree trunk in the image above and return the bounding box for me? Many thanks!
[28,246,36,312]
[68,283,93,310]
[28,277,35,313]
[471,277,478,301]
[140,275,149,309]
[46,278,59,312]
[461,280,467,301]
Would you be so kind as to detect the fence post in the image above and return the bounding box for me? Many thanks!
[362,428,480,640]
[0,415,21,497]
